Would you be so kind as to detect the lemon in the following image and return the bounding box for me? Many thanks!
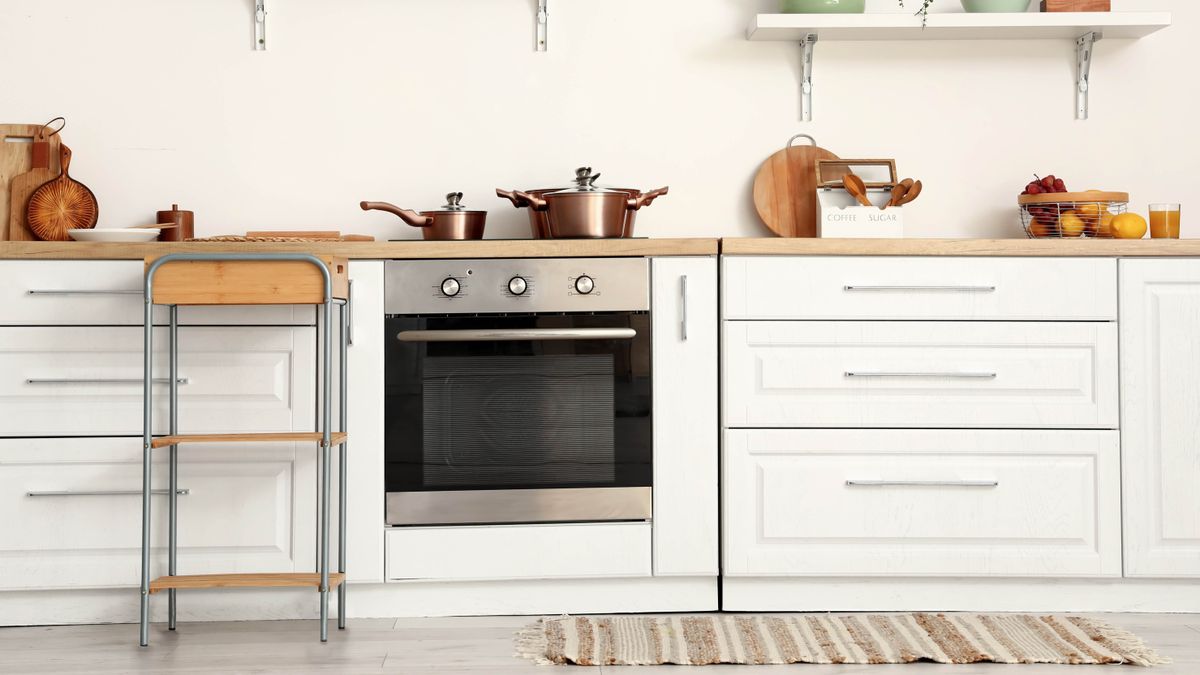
[1097,212,1116,237]
[1110,213,1148,240]
[1060,212,1086,237]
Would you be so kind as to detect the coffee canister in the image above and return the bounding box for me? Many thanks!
[155,203,194,242]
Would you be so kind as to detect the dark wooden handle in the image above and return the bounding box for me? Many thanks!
[59,144,72,177]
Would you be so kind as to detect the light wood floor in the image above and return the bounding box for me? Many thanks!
[0,614,1196,674]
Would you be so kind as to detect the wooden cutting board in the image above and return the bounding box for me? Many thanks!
[2,124,62,241]
[752,134,839,238]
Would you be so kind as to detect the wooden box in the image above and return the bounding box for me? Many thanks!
[1041,0,1110,12]
[146,256,349,305]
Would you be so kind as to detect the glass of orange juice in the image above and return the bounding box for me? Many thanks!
[1149,203,1181,239]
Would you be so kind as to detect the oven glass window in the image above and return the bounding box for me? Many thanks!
[385,313,652,494]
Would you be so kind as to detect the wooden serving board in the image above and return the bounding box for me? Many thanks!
[752,135,839,238]
[2,124,62,241]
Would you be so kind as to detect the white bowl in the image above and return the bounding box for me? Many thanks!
[68,228,161,243]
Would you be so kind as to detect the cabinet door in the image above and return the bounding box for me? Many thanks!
[1120,260,1200,577]
[651,257,718,576]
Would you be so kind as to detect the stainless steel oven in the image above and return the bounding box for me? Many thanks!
[383,258,652,526]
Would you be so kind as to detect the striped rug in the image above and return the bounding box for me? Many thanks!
[516,614,1169,667]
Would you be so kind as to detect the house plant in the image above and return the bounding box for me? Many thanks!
[902,0,1033,21]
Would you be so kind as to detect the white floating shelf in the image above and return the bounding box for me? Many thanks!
[747,11,1171,41]
[747,11,1171,122]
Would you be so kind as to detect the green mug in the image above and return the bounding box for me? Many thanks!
[780,0,867,13]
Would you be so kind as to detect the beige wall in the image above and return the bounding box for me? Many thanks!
[0,0,1190,239]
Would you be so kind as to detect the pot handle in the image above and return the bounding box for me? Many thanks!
[511,190,549,212]
[628,186,669,211]
[495,189,530,209]
[359,201,433,227]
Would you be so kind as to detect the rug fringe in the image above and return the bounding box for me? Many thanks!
[514,618,553,666]
[1081,618,1172,667]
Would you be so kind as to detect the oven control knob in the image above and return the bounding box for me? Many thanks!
[508,276,528,296]
[574,275,595,295]
[440,277,461,297]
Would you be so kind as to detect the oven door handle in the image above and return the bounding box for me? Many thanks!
[396,327,637,342]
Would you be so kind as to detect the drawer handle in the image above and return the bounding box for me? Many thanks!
[27,489,191,497]
[843,285,996,293]
[27,289,142,296]
[846,480,999,488]
[845,371,996,380]
[26,378,190,385]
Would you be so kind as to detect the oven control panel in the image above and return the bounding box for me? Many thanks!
[384,258,650,315]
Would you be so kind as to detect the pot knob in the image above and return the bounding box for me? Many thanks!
[442,192,466,210]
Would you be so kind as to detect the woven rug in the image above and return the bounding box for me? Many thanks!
[516,614,1169,667]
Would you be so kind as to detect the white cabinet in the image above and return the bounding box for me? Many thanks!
[650,257,719,576]
[1120,260,1200,578]
[0,326,316,436]
[723,321,1118,429]
[723,429,1121,578]
[0,438,315,589]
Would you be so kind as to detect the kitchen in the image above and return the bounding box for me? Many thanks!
[1,0,1198,672]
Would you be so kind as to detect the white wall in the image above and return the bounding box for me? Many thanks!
[0,0,1192,240]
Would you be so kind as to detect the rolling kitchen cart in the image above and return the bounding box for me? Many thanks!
[138,253,350,646]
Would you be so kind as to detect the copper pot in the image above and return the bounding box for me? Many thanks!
[497,168,668,239]
[360,193,486,240]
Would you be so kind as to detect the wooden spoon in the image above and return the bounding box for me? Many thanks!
[882,184,907,210]
[129,222,177,229]
[842,173,873,207]
[895,180,923,207]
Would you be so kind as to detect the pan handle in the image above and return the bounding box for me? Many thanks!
[495,189,530,209]
[628,186,669,211]
[511,190,549,212]
[360,201,433,227]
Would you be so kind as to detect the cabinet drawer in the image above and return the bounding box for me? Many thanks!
[723,429,1121,577]
[385,523,651,581]
[0,261,314,325]
[722,257,1116,321]
[0,326,315,436]
[0,438,315,590]
[723,321,1117,429]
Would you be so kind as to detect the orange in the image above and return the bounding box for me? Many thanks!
[1028,219,1059,238]
[1110,213,1148,240]
[1059,211,1086,237]
[1097,212,1116,237]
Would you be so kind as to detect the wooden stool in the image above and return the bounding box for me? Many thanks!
[138,253,350,646]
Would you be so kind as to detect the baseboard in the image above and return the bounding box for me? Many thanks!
[0,576,719,627]
[722,577,1200,613]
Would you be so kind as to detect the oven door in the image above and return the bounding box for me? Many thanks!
[384,312,652,526]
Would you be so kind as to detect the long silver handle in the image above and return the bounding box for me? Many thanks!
[27,489,191,497]
[26,378,190,385]
[347,279,354,347]
[845,371,996,379]
[846,480,999,488]
[843,285,996,293]
[27,289,142,296]
[397,327,636,343]
[680,275,689,342]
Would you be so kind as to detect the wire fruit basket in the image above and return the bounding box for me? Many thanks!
[1018,191,1129,238]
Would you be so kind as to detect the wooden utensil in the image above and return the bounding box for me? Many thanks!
[3,121,63,241]
[130,222,177,229]
[895,180,924,207]
[843,173,873,207]
[882,184,908,210]
[752,134,839,238]
[26,144,98,241]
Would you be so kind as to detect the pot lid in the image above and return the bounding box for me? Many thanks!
[547,167,626,196]
[439,192,469,211]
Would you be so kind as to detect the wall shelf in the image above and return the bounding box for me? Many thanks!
[746,11,1171,121]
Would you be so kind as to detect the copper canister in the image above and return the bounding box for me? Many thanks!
[155,203,194,242]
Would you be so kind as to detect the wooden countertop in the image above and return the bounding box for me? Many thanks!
[0,238,719,260]
[721,238,1200,257]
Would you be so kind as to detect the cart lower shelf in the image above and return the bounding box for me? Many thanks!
[148,573,346,594]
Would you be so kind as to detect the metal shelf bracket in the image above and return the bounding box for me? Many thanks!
[254,0,267,51]
[537,0,548,51]
[800,33,817,122]
[1075,31,1100,120]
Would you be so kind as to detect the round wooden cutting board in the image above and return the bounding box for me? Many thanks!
[752,134,839,238]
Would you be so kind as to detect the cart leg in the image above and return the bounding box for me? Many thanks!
[319,298,332,643]
[168,306,179,631]
[338,301,348,630]
[139,292,154,647]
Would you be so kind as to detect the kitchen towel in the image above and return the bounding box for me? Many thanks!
[516,613,1169,667]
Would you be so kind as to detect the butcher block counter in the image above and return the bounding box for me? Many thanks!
[0,238,718,260]
[721,238,1200,256]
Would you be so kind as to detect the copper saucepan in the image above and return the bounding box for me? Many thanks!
[360,193,486,240]
[497,168,668,239]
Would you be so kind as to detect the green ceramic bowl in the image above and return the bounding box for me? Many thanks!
[960,0,1033,12]
[780,0,866,13]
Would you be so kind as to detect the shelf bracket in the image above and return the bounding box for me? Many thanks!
[1075,31,1100,120]
[537,0,548,51]
[800,33,817,122]
[254,0,267,50]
